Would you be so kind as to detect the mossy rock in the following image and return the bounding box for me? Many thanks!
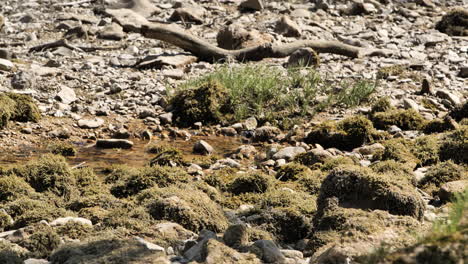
[0,240,27,264]
[245,208,312,243]
[435,8,468,36]
[72,167,104,197]
[201,239,260,264]
[449,101,468,122]
[229,172,274,195]
[0,174,35,202]
[305,116,378,150]
[103,164,139,184]
[149,146,185,167]
[317,166,425,220]
[439,125,468,164]
[0,94,16,128]
[370,97,393,114]
[56,221,93,240]
[49,143,77,156]
[372,138,419,168]
[370,160,414,182]
[0,93,41,128]
[413,135,440,166]
[204,168,240,191]
[142,185,228,232]
[19,224,61,259]
[11,154,76,198]
[50,238,167,264]
[101,205,153,233]
[297,169,326,194]
[376,65,407,80]
[371,109,426,130]
[258,188,317,215]
[275,163,313,182]
[111,166,190,198]
[171,80,231,127]
[320,156,358,172]
[418,161,467,195]
[424,117,459,134]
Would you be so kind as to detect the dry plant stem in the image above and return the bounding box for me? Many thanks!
[29,39,82,53]
[141,24,390,61]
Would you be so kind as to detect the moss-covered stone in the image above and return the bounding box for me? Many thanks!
[320,156,358,172]
[229,172,274,195]
[370,160,414,182]
[372,138,419,168]
[0,240,27,264]
[49,142,77,156]
[449,101,468,122]
[204,168,239,191]
[424,117,458,134]
[142,185,228,232]
[0,94,16,128]
[418,161,466,195]
[171,80,231,127]
[275,163,312,181]
[297,169,326,194]
[72,167,103,197]
[371,109,426,130]
[111,166,190,198]
[376,65,407,80]
[370,97,393,114]
[149,146,185,167]
[435,8,468,36]
[413,135,440,166]
[19,224,61,259]
[317,166,425,219]
[0,174,35,202]
[439,125,468,164]
[201,239,260,264]
[259,188,316,215]
[56,221,93,240]
[0,93,41,128]
[11,154,75,198]
[305,116,379,150]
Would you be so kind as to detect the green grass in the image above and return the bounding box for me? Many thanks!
[431,188,468,237]
[170,64,378,128]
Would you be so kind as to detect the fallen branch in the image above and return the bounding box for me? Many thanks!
[141,23,391,62]
[54,0,96,7]
[29,39,82,53]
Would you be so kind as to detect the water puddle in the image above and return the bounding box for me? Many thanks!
[0,135,244,169]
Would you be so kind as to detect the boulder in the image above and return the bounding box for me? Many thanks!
[96,139,134,149]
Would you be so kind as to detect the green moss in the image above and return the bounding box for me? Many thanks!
[372,138,419,168]
[371,109,426,130]
[0,94,16,128]
[56,222,93,240]
[449,101,468,122]
[320,156,358,172]
[149,146,185,167]
[72,167,103,197]
[19,224,61,259]
[0,210,13,231]
[297,170,326,194]
[141,185,228,232]
[11,154,75,198]
[103,164,138,184]
[370,160,414,182]
[424,118,457,134]
[376,65,407,79]
[102,205,153,233]
[317,166,425,219]
[275,163,312,181]
[171,80,231,127]
[439,125,468,164]
[305,116,378,150]
[5,93,41,123]
[370,97,393,114]
[259,188,316,215]
[49,142,77,156]
[435,8,468,36]
[0,240,26,264]
[413,135,440,166]
[229,172,274,195]
[0,174,35,202]
[418,161,466,195]
[111,166,190,198]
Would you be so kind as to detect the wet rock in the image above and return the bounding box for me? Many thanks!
[253,126,281,142]
[112,128,131,139]
[223,224,249,248]
[275,16,301,37]
[50,217,92,226]
[193,140,214,155]
[287,48,319,67]
[170,7,205,24]
[98,23,125,40]
[272,146,306,161]
[217,25,272,50]
[0,58,14,71]
[78,118,104,129]
[240,0,263,11]
[438,180,468,202]
[250,240,285,263]
[96,139,134,149]
[55,86,77,104]
[221,127,237,136]
[11,71,35,90]
[234,145,257,159]
[141,130,152,140]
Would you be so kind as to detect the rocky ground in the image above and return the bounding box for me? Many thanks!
[0,0,467,263]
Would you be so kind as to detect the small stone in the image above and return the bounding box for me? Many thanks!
[141,130,153,140]
[420,77,433,95]
[353,143,385,155]
[244,117,258,130]
[159,112,173,124]
[458,66,468,78]
[253,126,281,142]
[0,58,14,71]
[170,7,205,24]
[387,125,402,134]
[50,217,92,226]
[11,71,35,90]
[223,224,249,248]
[136,54,197,69]
[78,118,104,129]
[21,127,33,134]
[55,86,77,104]
[193,140,214,155]
[135,237,165,252]
[96,139,134,149]
[436,90,461,106]
[275,16,302,37]
[439,180,468,202]
[221,127,237,136]
[98,23,125,40]
[403,98,419,111]
[272,146,306,160]
[240,0,263,11]
[250,240,285,263]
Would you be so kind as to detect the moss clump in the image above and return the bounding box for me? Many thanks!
[149,146,185,167]
[49,142,77,156]
[305,116,379,150]
[0,210,13,231]
[111,166,190,198]
[370,160,414,182]
[0,240,26,264]
[376,65,407,79]
[229,172,274,195]
[435,8,468,36]
[0,174,35,202]
[372,138,419,168]
[449,101,468,122]
[73,167,103,197]
[370,97,393,114]
[297,170,326,194]
[439,126,468,164]
[11,154,75,198]
[204,168,239,191]
[259,189,316,215]
[317,166,425,219]
[418,161,466,195]
[142,185,228,232]
[371,109,426,130]
[275,163,313,181]
[103,164,138,184]
[19,224,61,259]
[101,206,153,233]
[5,197,73,229]
[56,221,93,240]
[171,80,231,127]
[320,156,358,172]
[413,135,440,166]
[424,116,459,134]
[0,93,41,128]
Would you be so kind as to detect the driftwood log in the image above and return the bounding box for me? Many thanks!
[141,24,391,62]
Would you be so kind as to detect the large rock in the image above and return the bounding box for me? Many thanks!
[193,140,214,155]
[96,139,134,149]
[98,23,125,40]
[104,8,149,32]
[223,224,249,248]
[272,146,306,161]
[0,58,14,71]
[55,86,77,104]
[249,240,285,263]
[253,126,281,142]
[439,180,468,202]
[78,118,104,129]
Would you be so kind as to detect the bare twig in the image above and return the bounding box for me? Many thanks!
[29,39,82,53]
